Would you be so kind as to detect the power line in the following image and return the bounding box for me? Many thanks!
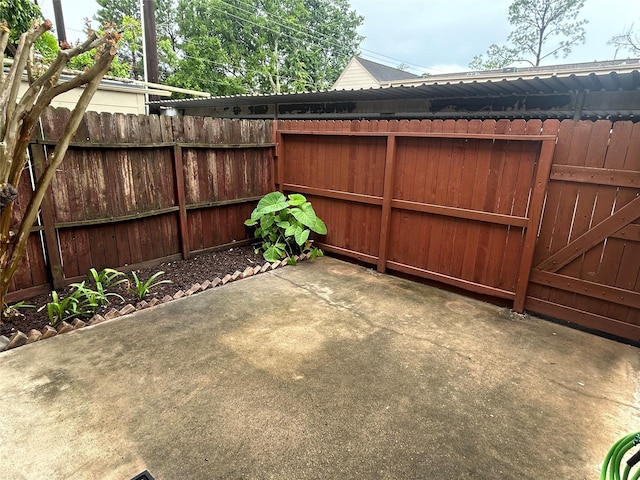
[177,50,319,93]
[217,0,434,73]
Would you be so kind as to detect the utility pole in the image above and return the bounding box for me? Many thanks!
[52,0,67,44]
[142,0,160,111]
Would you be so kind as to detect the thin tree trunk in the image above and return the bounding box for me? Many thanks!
[0,20,119,311]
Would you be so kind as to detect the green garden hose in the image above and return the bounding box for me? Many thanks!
[601,432,640,480]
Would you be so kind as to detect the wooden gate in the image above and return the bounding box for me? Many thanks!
[276,119,557,310]
[526,120,640,341]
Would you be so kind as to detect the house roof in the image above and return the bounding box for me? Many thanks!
[354,56,420,82]
[384,58,640,87]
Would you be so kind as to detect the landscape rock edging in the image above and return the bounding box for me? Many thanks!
[0,254,312,352]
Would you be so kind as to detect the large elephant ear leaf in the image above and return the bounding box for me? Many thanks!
[311,216,327,235]
[290,203,327,234]
[255,191,288,214]
[294,226,310,246]
[287,193,306,206]
[263,243,286,262]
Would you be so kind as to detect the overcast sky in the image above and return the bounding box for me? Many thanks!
[39,0,640,75]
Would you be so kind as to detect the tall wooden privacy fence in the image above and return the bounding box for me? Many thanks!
[7,108,273,300]
[7,110,640,342]
[276,119,640,342]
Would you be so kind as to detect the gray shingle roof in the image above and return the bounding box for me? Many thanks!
[355,56,419,82]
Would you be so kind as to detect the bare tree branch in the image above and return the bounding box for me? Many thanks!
[7,42,117,183]
[0,21,52,133]
[0,23,9,87]
[4,67,110,289]
[0,19,119,311]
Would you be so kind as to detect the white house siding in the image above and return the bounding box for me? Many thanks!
[18,80,146,114]
[52,87,146,114]
[332,59,380,90]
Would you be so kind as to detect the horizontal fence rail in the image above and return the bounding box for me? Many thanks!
[6,108,274,301]
[277,118,640,342]
[8,111,639,343]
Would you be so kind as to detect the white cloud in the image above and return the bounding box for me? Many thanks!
[351,0,640,73]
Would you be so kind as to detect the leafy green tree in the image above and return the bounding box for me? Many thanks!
[0,0,41,44]
[95,0,177,80]
[469,44,519,71]
[167,0,246,95]
[169,0,363,95]
[94,0,362,92]
[0,0,58,58]
[470,0,587,70]
[288,0,364,91]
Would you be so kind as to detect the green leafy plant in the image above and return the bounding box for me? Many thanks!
[44,279,124,327]
[244,191,327,262]
[45,287,90,327]
[46,289,80,327]
[72,279,124,308]
[129,271,171,300]
[69,281,102,313]
[87,267,128,296]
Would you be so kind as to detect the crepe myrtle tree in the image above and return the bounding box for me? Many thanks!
[0,20,120,315]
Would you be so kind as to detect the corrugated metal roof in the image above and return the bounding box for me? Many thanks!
[151,70,640,110]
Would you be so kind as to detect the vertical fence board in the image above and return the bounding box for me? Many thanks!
[9,108,273,298]
[11,110,638,341]
[441,120,469,278]
[454,121,482,279]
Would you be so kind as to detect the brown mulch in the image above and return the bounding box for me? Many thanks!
[1,245,266,338]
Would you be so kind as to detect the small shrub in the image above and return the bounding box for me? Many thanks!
[130,271,171,300]
[245,191,327,262]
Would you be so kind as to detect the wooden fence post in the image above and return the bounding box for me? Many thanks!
[275,130,284,193]
[377,134,397,273]
[30,141,65,290]
[272,119,279,192]
[172,144,190,260]
[513,138,556,312]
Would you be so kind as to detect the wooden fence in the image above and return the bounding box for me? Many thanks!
[7,111,639,342]
[276,119,640,342]
[527,120,640,341]
[6,108,274,300]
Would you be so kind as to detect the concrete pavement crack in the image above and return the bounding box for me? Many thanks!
[270,271,474,361]
[547,378,640,411]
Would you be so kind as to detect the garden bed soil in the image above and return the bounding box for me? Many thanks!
[1,245,265,338]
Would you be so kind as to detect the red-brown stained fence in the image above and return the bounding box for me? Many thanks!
[526,120,640,341]
[6,108,274,301]
[8,111,640,343]
[277,119,556,302]
[277,119,640,342]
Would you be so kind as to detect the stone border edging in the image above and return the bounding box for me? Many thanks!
[1,254,312,352]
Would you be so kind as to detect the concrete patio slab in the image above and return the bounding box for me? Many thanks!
[0,257,638,479]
